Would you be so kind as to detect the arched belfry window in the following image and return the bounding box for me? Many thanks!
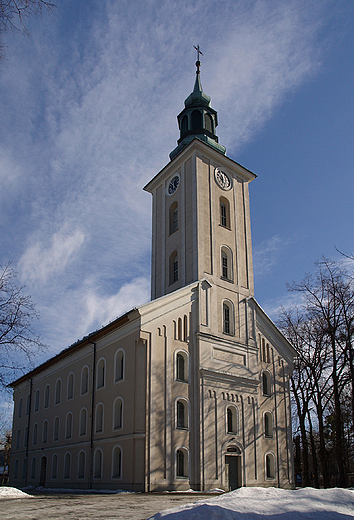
[221,246,233,281]
[169,251,178,285]
[262,371,272,396]
[191,110,202,131]
[205,113,213,133]
[181,115,188,136]
[223,300,234,335]
[220,197,230,228]
[169,201,178,235]
[176,350,188,383]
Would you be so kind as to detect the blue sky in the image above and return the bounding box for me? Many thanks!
[1,0,354,413]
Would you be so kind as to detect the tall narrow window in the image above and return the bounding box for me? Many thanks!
[42,420,48,444]
[18,398,23,418]
[67,373,74,400]
[112,446,122,479]
[178,318,182,340]
[176,399,188,429]
[55,379,61,404]
[191,109,202,130]
[81,366,89,395]
[64,452,71,479]
[266,453,275,479]
[169,201,178,234]
[113,398,123,430]
[97,358,105,389]
[53,416,60,441]
[31,457,36,479]
[227,406,237,434]
[44,385,50,408]
[95,403,104,433]
[14,459,19,479]
[33,423,38,445]
[78,451,86,479]
[264,412,273,438]
[205,113,213,133]
[16,428,20,449]
[223,302,231,334]
[176,448,188,478]
[94,449,102,479]
[34,389,40,412]
[176,353,185,382]
[80,408,87,436]
[221,246,233,281]
[24,426,28,447]
[181,115,188,136]
[222,250,228,278]
[65,412,73,439]
[169,251,178,285]
[220,197,230,228]
[51,454,58,479]
[183,315,188,341]
[262,371,271,396]
[114,350,124,382]
[22,458,27,480]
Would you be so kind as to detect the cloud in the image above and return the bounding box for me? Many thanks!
[18,227,85,284]
[253,234,295,277]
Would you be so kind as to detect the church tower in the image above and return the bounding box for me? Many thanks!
[144,57,256,343]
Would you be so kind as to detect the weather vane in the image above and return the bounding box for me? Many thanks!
[194,44,203,73]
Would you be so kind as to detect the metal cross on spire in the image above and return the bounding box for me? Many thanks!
[193,44,203,73]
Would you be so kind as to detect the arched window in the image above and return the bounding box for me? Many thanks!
[78,450,86,479]
[183,315,188,341]
[81,366,89,395]
[64,452,71,479]
[220,197,230,228]
[262,371,271,396]
[18,397,23,418]
[22,458,27,480]
[26,394,30,415]
[264,412,273,438]
[94,448,102,479]
[227,406,238,434]
[223,301,233,335]
[176,350,188,383]
[42,420,48,444]
[24,426,28,447]
[191,109,202,131]
[14,459,19,479]
[221,246,233,281]
[169,201,178,235]
[114,349,124,382]
[33,423,38,445]
[176,448,188,478]
[31,457,36,479]
[181,115,188,136]
[176,399,188,429]
[266,343,270,363]
[67,373,74,400]
[34,389,40,412]
[178,317,182,340]
[51,454,58,479]
[16,428,20,449]
[95,403,104,433]
[44,384,50,408]
[112,445,122,479]
[265,453,275,480]
[262,338,266,362]
[53,416,60,441]
[65,412,73,439]
[113,397,123,430]
[97,358,105,389]
[55,379,62,405]
[205,113,213,133]
[80,407,87,436]
[169,251,178,285]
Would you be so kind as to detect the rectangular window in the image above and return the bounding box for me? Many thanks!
[220,202,227,227]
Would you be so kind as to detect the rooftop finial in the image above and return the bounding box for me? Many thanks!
[193,44,203,74]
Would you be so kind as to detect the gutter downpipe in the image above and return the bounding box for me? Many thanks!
[88,340,96,490]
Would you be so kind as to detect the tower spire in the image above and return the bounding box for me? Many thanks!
[169,47,226,161]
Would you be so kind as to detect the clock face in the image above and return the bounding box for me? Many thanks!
[167,174,180,195]
[214,168,231,190]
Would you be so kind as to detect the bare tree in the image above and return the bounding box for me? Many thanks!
[0,0,55,60]
[0,263,46,388]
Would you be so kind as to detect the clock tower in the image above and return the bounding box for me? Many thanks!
[144,58,256,342]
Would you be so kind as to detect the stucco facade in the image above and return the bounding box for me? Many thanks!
[9,66,296,491]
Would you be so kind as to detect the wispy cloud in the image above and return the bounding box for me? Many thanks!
[253,234,296,278]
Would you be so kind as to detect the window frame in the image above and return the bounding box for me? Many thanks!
[114,349,125,383]
[112,445,122,479]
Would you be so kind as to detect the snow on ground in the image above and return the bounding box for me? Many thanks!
[0,487,33,499]
[147,487,354,519]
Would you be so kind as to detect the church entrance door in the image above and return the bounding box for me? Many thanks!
[225,455,241,491]
[39,456,47,487]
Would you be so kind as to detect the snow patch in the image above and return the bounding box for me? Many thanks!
[0,487,33,500]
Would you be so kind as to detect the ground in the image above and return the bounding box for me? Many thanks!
[0,487,354,519]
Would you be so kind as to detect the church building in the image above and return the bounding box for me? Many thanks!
[9,58,296,492]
